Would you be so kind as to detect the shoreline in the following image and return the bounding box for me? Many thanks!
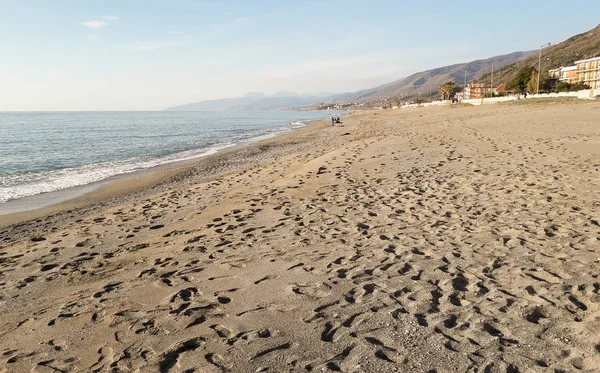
[0,114,337,227]
[0,115,334,229]
[1,101,599,372]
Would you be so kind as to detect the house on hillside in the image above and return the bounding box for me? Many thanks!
[574,56,600,89]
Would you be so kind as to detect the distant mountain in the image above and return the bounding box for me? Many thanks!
[166,48,540,111]
[482,24,600,86]
[165,92,332,111]
[272,91,299,97]
[325,51,534,102]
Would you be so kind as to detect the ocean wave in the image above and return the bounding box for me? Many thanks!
[0,142,235,203]
[0,115,323,204]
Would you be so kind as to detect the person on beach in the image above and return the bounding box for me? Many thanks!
[331,116,335,127]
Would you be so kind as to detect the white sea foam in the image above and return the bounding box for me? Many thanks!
[290,120,307,128]
[0,142,236,203]
[0,113,328,206]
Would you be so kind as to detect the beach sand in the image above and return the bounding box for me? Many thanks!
[1,101,600,372]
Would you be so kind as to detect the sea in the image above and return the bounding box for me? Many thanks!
[0,111,338,210]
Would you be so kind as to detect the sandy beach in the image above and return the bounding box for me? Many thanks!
[1,100,600,372]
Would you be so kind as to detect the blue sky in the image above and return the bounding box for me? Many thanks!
[1,0,599,110]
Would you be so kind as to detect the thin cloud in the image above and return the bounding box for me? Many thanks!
[168,31,182,35]
[82,15,118,29]
[130,41,183,51]
[82,20,107,29]
[86,35,100,41]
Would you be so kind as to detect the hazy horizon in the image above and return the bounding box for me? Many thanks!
[1,0,599,111]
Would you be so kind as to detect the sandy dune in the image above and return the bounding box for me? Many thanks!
[1,101,600,372]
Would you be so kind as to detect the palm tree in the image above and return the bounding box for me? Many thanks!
[438,81,455,100]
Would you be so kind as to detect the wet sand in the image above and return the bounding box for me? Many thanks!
[1,101,600,372]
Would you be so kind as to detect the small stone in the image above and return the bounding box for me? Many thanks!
[571,357,584,369]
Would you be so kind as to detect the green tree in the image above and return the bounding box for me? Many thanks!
[526,70,538,94]
[554,82,572,92]
[553,81,590,92]
[527,70,551,94]
[571,82,591,90]
[507,66,536,93]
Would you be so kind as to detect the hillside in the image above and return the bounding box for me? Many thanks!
[481,24,600,86]
[325,51,534,103]
[165,92,332,112]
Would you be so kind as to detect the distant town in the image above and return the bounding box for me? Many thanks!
[306,55,600,111]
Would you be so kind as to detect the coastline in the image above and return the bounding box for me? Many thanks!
[0,114,334,228]
[1,101,599,372]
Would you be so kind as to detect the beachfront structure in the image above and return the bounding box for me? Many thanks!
[463,83,488,99]
[548,57,600,89]
[574,56,600,89]
[494,84,506,94]
[462,83,505,99]
[548,66,578,86]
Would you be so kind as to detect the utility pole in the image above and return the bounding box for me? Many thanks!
[537,42,551,94]
[464,70,468,99]
[490,62,494,98]
[429,81,432,101]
